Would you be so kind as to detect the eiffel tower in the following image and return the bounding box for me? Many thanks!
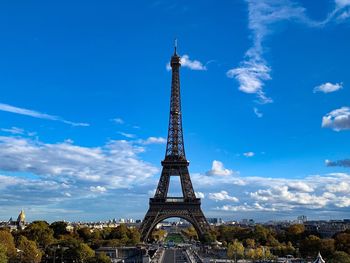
[140,42,210,242]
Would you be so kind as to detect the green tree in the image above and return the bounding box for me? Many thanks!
[88,253,111,263]
[109,224,128,244]
[245,248,256,259]
[320,238,335,256]
[202,231,216,244]
[335,232,350,254]
[254,225,270,245]
[24,221,55,248]
[300,235,321,258]
[329,251,350,263]
[227,240,244,260]
[0,230,16,260]
[287,224,305,235]
[182,226,198,240]
[286,224,306,245]
[50,221,69,238]
[0,244,7,263]
[128,228,141,245]
[152,229,167,241]
[77,227,92,242]
[62,238,95,263]
[17,235,42,263]
[245,238,256,248]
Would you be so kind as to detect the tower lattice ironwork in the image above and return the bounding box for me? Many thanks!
[140,43,210,242]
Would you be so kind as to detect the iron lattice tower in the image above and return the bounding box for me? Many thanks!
[140,43,210,242]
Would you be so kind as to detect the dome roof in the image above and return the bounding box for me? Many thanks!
[17,210,25,223]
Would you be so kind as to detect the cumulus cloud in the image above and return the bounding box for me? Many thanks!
[0,136,157,189]
[195,192,205,198]
[322,107,350,131]
[166,54,206,71]
[90,186,107,193]
[219,203,277,212]
[206,160,234,176]
[0,102,89,127]
[137,137,167,145]
[326,181,350,194]
[287,181,314,193]
[314,82,343,93]
[0,135,164,220]
[193,160,350,214]
[250,186,334,209]
[209,191,239,202]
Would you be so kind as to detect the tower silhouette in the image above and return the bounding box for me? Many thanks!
[140,43,210,242]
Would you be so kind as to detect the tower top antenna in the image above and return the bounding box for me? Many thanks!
[174,38,178,55]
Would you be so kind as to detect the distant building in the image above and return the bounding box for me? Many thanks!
[17,209,26,229]
[297,215,307,224]
[0,210,27,231]
[241,219,255,226]
[305,220,350,237]
[207,218,224,225]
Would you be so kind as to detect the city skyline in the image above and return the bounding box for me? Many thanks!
[1,0,350,222]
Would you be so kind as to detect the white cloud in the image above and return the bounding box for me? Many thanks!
[206,160,234,176]
[137,137,167,145]
[90,186,107,193]
[336,0,350,7]
[166,54,206,71]
[228,0,350,104]
[322,107,350,131]
[0,136,157,189]
[118,132,136,138]
[195,192,205,198]
[0,102,89,127]
[314,82,343,93]
[326,181,350,193]
[287,181,314,193]
[180,55,207,70]
[219,203,276,212]
[1,127,24,135]
[193,160,350,214]
[253,107,263,118]
[112,118,124,124]
[227,60,272,104]
[227,0,312,104]
[250,186,334,209]
[243,152,255,157]
[209,191,239,202]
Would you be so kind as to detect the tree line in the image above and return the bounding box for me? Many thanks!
[0,221,140,263]
[181,224,350,262]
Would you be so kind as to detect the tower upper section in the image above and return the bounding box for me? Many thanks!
[164,43,186,162]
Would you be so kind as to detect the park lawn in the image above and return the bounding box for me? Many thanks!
[165,233,184,244]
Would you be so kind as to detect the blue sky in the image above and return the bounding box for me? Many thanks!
[1,0,350,222]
